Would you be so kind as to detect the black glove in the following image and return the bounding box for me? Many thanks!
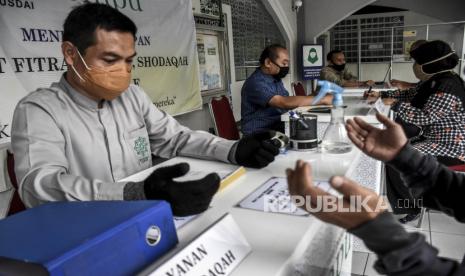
[235,131,280,168]
[144,163,220,216]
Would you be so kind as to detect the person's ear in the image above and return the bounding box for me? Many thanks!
[264,57,273,69]
[62,41,76,66]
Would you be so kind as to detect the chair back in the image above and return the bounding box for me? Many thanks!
[209,96,240,140]
[449,164,465,172]
[292,82,306,96]
[7,151,26,216]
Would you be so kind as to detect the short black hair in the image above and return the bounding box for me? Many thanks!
[259,44,287,65]
[63,3,137,54]
[326,49,344,62]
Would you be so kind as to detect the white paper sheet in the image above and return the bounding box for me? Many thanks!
[237,177,335,216]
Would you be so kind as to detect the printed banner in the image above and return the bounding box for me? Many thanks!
[0,0,202,146]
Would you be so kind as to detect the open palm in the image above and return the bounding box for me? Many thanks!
[346,113,408,162]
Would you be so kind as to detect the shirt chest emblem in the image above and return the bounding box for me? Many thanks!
[134,136,149,163]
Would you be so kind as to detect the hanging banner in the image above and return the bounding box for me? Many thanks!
[302,44,324,80]
[0,0,202,146]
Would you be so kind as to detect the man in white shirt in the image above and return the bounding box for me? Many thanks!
[11,3,279,216]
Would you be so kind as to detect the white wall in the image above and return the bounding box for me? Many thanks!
[300,0,376,43]
[347,63,418,83]
[175,105,216,131]
[230,81,245,121]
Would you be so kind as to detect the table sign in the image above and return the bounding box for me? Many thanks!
[149,214,251,276]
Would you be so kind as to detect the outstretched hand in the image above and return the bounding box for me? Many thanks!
[346,113,408,162]
[286,160,387,230]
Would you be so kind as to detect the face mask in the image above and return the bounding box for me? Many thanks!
[71,48,132,100]
[413,63,433,81]
[331,63,346,72]
[271,60,289,80]
[413,51,455,81]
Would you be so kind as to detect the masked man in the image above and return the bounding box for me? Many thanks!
[11,3,280,216]
[241,44,332,135]
[320,49,374,87]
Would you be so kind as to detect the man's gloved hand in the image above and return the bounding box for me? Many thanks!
[235,131,280,168]
[144,163,220,216]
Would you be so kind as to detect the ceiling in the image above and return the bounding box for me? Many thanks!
[374,0,465,22]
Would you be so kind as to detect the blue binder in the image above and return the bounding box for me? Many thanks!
[0,201,178,275]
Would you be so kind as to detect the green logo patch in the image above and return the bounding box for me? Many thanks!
[134,136,149,163]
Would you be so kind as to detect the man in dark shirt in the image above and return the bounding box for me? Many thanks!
[241,44,331,135]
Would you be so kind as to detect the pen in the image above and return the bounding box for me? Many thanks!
[364,86,372,98]
[289,111,299,119]
[296,112,309,128]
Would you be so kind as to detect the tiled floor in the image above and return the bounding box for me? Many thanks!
[351,211,465,275]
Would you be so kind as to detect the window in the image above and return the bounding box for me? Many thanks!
[227,0,285,81]
[330,15,404,62]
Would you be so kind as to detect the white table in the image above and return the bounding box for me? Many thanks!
[343,87,393,97]
[123,122,383,275]
[281,93,391,125]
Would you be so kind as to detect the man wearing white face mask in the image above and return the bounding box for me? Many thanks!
[380,40,465,223]
[10,3,281,216]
